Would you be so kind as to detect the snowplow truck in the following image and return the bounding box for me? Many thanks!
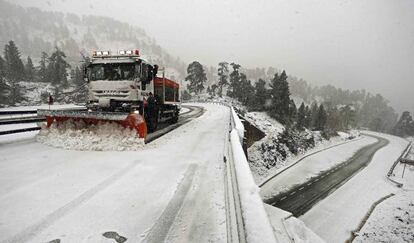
[38,49,180,139]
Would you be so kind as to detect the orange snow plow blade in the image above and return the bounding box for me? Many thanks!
[37,109,147,139]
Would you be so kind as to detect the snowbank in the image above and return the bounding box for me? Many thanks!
[244,111,284,135]
[284,216,325,243]
[36,120,144,151]
[264,204,325,243]
[301,131,409,243]
[244,109,360,183]
[249,129,358,183]
[354,142,414,242]
[353,192,414,242]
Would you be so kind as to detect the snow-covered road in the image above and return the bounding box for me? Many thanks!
[0,103,229,242]
[260,135,378,200]
[301,131,409,243]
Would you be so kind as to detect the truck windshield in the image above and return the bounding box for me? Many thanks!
[88,63,137,81]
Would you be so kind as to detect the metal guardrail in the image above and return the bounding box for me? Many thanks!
[0,110,38,115]
[0,107,85,136]
[0,110,44,136]
[0,127,41,136]
[0,117,45,126]
[227,104,277,243]
[387,141,412,177]
[386,141,412,187]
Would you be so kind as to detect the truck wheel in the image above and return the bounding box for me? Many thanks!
[170,109,179,124]
[148,113,158,132]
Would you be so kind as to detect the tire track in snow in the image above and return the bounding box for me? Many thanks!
[3,160,141,243]
[143,164,197,243]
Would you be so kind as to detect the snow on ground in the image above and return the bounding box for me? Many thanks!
[301,131,409,243]
[252,133,359,184]
[36,121,145,151]
[179,106,190,114]
[243,111,285,135]
[354,140,414,243]
[243,110,359,183]
[0,103,229,242]
[260,135,376,200]
[265,205,326,243]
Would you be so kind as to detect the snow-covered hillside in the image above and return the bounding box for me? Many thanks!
[0,0,185,79]
[244,110,357,183]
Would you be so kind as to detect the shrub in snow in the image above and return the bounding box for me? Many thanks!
[249,128,316,177]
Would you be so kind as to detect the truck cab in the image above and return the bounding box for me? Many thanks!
[84,50,157,112]
[84,49,180,132]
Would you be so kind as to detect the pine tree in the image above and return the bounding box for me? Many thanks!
[185,61,206,94]
[227,63,241,98]
[296,102,306,130]
[315,104,327,130]
[38,52,49,82]
[392,111,414,137]
[339,105,356,129]
[48,47,70,88]
[269,70,291,124]
[254,78,267,111]
[211,84,218,95]
[3,41,25,104]
[289,99,297,124]
[304,105,312,128]
[25,56,36,81]
[0,55,10,105]
[217,62,229,97]
[310,101,319,129]
[206,86,211,96]
[3,40,25,81]
[238,75,255,108]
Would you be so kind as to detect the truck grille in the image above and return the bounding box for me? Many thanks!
[94,90,129,98]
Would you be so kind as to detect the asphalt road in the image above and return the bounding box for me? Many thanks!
[264,135,389,217]
[145,105,204,143]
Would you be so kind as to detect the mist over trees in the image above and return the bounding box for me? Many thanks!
[0,0,186,77]
[392,111,414,137]
[184,59,400,135]
[0,0,402,136]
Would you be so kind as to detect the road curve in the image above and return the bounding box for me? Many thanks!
[265,135,389,216]
[145,105,204,143]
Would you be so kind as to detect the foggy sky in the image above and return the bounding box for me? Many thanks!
[12,0,414,113]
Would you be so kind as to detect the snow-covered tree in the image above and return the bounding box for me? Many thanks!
[227,63,241,98]
[314,104,327,131]
[253,78,268,111]
[48,47,70,87]
[393,111,414,137]
[0,55,10,105]
[25,56,35,81]
[38,52,49,82]
[3,40,25,104]
[296,102,306,130]
[185,61,206,94]
[268,70,291,124]
[217,61,229,97]
[4,40,25,82]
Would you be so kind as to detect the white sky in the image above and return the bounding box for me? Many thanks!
[13,0,414,113]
